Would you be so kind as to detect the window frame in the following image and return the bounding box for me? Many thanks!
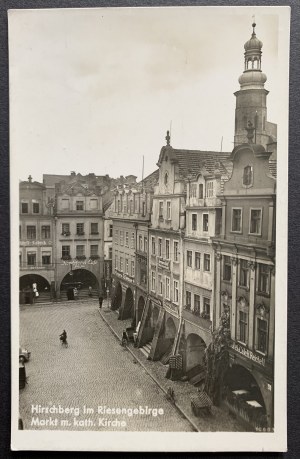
[90,222,99,235]
[173,280,179,304]
[243,165,253,187]
[187,250,193,268]
[257,263,271,295]
[165,239,170,260]
[26,225,36,240]
[173,241,179,262]
[203,213,209,232]
[76,200,84,211]
[256,317,268,355]
[32,202,40,214]
[223,255,232,281]
[159,201,164,219]
[231,207,243,233]
[151,236,156,255]
[41,225,51,239]
[192,213,197,231]
[249,208,262,236]
[21,202,29,214]
[165,277,170,300]
[238,310,248,345]
[195,251,201,270]
[166,201,171,220]
[204,253,211,272]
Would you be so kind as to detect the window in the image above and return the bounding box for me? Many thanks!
[158,275,163,295]
[186,291,191,309]
[21,202,28,213]
[203,298,210,317]
[130,261,134,277]
[165,240,170,259]
[173,280,179,303]
[165,277,170,299]
[125,258,129,274]
[204,254,210,271]
[76,201,84,211]
[19,225,22,239]
[123,203,127,214]
[62,223,70,236]
[90,245,98,256]
[239,311,248,344]
[129,201,133,215]
[131,233,135,249]
[117,201,121,213]
[194,294,200,315]
[232,208,242,232]
[195,252,201,270]
[159,201,164,218]
[206,181,214,197]
[158,238,162,257]
[223,256,231,281]
[120,257,123,271]
[109,224,113,237]
[139,235,143,251]
[41,225,50,239]
[192,214,197,231]
[62,199,69,209]
[62,246,70,258]
[151,236,156,255]
[33,202,40,214]
[115,229,119,245]
[199,184,204,199]
[203,214,209,232]
[243,165,253,186]
[190,184,197,197]
[76,245,85,257]
[239,259,249,287]
[90,199,98,209]
[250,209,262,235]
[76,223,84,235]
[125,232,129,247]
[187,250,192,267]
[27,226,36,239]
[142,202,146,217]
[164,173,168,185]
[91,223,98,234]
[108,247,112,259]
[42,253,51,265]
[174,241,179,262]
[258,264,270,294]
[120,231,124,246]
[27,253,36,266]
[166,201,171,220]
[151,271,156,291]
[115,254,118,269]
[144,237,148,252]
[257,318,268,354]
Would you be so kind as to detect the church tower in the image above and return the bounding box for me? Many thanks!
[234,22,277,151]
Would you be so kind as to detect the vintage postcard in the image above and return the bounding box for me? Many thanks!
[9,6,289,452]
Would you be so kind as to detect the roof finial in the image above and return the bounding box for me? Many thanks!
[165,130,171,146]
[252,15,256,36]
[28,175,32,183]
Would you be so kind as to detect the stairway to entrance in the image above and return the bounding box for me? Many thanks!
[140,340,153,359]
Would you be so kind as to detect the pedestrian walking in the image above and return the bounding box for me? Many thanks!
[98,295,103,308]
[88,286,93,297]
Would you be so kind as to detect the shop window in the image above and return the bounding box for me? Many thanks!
[243,165,253,186]
[27,226,36,239]
[33,202,40,214]
[223,256,232,281]
[21,202,28,214]
[174,241,179,262]
[257,318,268,354]
[203,214,209,232]
[232,208,242,232]
[238,311,248,344]
[239,259,249,287]
[76,223,84,235]
[62,223,70,236]
[187,250,192,268]
[91,223,98,234]
[76,200,84,211]
[192,214,197,231]
[195,252,201,270]
[173,280,179,303]
[258,263,270,294]
[27,253,36,266]
[151,236,156,255]
[41,225,51,239]
[204,253,210,272]
[186,291,191,310]
[194,294,200,315]
[199,184,204,199]
[249,209,262,235]
[165,240,170,259]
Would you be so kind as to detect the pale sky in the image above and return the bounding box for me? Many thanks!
[9,7,281,183]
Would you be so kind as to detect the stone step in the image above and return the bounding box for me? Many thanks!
[140,341,153,358]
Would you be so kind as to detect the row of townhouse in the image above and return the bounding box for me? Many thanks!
[110,23,276,430]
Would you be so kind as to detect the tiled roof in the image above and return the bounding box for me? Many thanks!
[140,169,159,189]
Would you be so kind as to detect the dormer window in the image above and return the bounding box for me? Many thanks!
[164,172,168,185]
[243,165,253,187]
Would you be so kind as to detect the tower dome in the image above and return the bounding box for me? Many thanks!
[244,23,263,51]
[238,22,265,89]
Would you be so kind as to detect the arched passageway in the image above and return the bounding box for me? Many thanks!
[19,274,51,304]
[185,333,207,386]
[123,288,134,319]
[159,316,176,364]
[137,296,145,323]
[60,269,99,300]
[111,282,122,310]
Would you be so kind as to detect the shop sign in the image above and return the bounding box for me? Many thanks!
[230,342,265,367]
[21,240,52,246]
[62,259,98,269]
[158,258,170,270]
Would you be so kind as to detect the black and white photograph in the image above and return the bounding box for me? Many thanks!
[9,6,289,452]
